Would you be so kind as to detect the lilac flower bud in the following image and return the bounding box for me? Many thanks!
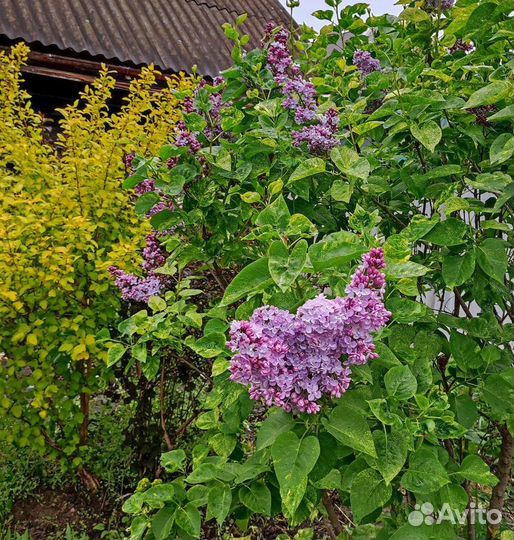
[425,0,455,10]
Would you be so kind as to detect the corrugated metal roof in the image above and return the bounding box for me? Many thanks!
[0,0,292,76]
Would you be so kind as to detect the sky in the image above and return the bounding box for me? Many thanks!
[277,0,401,29]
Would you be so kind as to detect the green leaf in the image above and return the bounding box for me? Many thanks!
[477,238,508,283]
[135,192,160,216]
[464,81,512,108]
[404,215,439,241]
[234,451,270,484]
[450,331,480,371]
[488,105,514,122]
[271,432,320,517]
[221,108,245,131]
[490,133,514,165]
[453,395,478,429]
[175,503,201,538]
[241,191,260,203]
[161,449,187,473]
[268,240,307,291]
[494,182,514,212]
[122,492,145,514]
[188,332,227,359]
[400,7,431,22]
[322,403,376,457]
[389,522,456,540]
[330,146,370,179]
[481,370,514,425]
[423,218,468,246]
[144,484,175,507]
[207,484,232,526]
[438,484,468,513]
[312,469,342,490]
[221,257,273,306]
[308,231,366,271]
[152,507,175,540]
[288,158,326,183]
[387,261,429,279]
[185,463,219,484]
[455,455,498,487]
[107,343,127,367]
[465,172,512,192]
[421,165,461,180]
[330,146,358,173]
[256,195,291,231]
[209,433,237,457]
[384,365,417,400]
[130,515,149,540]
[141,356,160,381]
[256,408,296,450]
[150,209,182,231]
[239,482,272,516]
[442,251,475,288]
[158,144,184,161]
[287,214,317,237]
[410,121,442,152]
[386,297,434,324]
[366,429,409,485]
[148,296,166,313]
[331,179,353,202]
[350,468,392,523]
[183,112,207,132]
[401,448,450,494]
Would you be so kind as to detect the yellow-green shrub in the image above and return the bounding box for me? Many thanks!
[0,44,194,471]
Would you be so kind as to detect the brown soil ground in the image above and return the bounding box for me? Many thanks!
[10,487,120,539]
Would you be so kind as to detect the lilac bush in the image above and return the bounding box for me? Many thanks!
[227,248,390,413]
[266,27,340,154]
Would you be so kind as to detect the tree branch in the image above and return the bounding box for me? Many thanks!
[487,425,513,540]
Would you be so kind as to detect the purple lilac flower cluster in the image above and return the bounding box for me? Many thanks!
[110,186,175,302]
[449,39,474,54]
[291,108,340,154]
[265,26,340,154]
[108,268,163,304]
[108,230,171,303]
[124,153,136,170]
[227,248,391,413]
[353,50,382,76]
[467,105,497,127]
[113,77,226,304]
[425,0,455,10]
[142,232,168,273]
[175,121,202,153]
[134,179,157,196]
